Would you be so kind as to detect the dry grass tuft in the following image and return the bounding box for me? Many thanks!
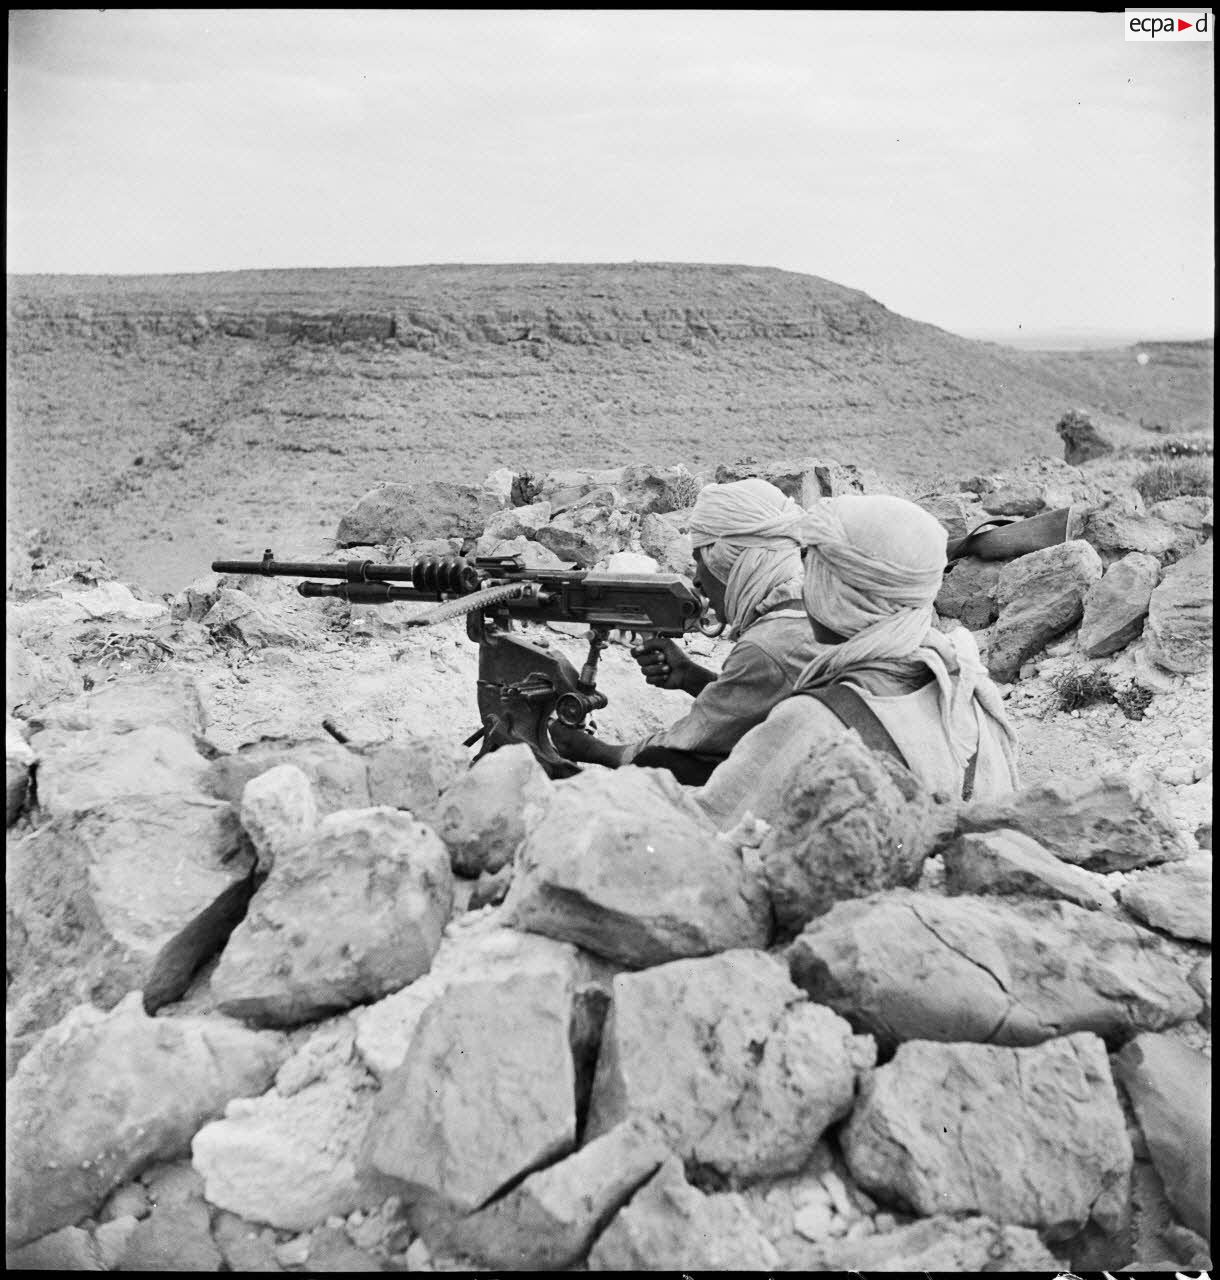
[1132,458,1213,504]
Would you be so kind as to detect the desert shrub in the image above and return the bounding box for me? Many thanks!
[1132,459,1213,504]
[1053,668,1156,721]
[1113,683,1155,721]
[1053,669,1116,712]
[669,471,701,509]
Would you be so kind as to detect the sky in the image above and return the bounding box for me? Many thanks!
[6,8,1215,340]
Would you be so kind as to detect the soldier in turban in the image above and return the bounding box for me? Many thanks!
[547,477,825,782]
[695,492,1021,827]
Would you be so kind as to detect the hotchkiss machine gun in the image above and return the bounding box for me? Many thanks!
[210,549,711,779]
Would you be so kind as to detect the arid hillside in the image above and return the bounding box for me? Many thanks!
[6,263,1212,592]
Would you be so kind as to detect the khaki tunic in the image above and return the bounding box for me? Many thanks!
[695,666,1018,831]
[620,609,823,764]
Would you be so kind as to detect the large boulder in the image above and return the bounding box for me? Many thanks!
[27,672,208,740]
[1057,408,1114,465]
[350,909,615,1084]
[359,734,471,814]
[934,556,1000,630]
[1144,541,1213,674]
[211,807,453,1027]
[335,480,504,547]
[1082,507,1192,564]
[533,493,638,568]
[6,635,80,716]
[638,510,694,574]
[1118,857,1212,943]
[944,828,1116,912]
[420,1118,667,1269]
[200,588,308,649]
[1114,1034,1211,1240]
[585,951,873,1183]
[988,540,1103,682]
[192,1030,392,1232]
[362,972,577,1212]
[31,724,212,819]
[980,481,1046,517]
[7,794,255,1067]
[953,769,1191,872]
[1078,551,1160,657]
[535,468,625,513]
[787,890,1201,1050]
[842,1032,1131,1241]
[237,763,317,875]
[503,766,771,967]
[6,994,287,1248]
[204,738,372,815]
[757,728,935,937]
[714,456,865,504]
[617,463,699,515]
[429,743,553,877]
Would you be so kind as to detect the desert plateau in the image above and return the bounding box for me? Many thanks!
[5,262,1213,1272]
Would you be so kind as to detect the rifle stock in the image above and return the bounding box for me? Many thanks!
[946,505,1085,563]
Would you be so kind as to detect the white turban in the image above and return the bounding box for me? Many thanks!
[792,494,1019,774]
[687,478,806,637]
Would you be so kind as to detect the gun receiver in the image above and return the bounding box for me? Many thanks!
[210,549,706,778]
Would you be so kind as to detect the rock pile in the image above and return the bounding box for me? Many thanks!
[6,449,1212,1272]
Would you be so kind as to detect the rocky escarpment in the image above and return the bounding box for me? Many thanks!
[7,263,893,349]
[6,264,1212,595]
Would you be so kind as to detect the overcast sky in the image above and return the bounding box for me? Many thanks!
[7,9,1215,339]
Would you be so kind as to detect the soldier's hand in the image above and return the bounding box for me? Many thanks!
[548,720,625,767]
[630,638,691,690]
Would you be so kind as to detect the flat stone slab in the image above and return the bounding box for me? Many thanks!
[944,827,1115,911]
[787,889,1201,1049]
[1118,856,1212,943]
[955,769,1191,872]
[1114,1033,1211,1240]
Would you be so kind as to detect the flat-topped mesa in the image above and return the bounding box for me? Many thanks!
[5,262,898,350]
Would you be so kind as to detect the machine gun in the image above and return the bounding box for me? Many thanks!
[210,549,708,779]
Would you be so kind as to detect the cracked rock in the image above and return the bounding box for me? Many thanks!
[586,1156,780,1270]
[842,1032,1132,1241]
[1114,1033,1211,1240]
[362,972,577,1213]
[504,766,771,967]
[954,769,1192,872]
[584,949,873,1182]
[787,889,1201,1050]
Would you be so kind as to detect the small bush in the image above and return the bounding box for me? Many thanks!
[670,471,702,510]
[1053,669,1116,712]
[1053,668,1156,721]
[1113,683,1155,721]
[1132,459,1213,504]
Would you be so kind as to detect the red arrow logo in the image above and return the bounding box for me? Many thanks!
[1177,18,1192,30]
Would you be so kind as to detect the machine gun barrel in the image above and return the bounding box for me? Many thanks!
[211,548,483,594]
[210,544,710,779]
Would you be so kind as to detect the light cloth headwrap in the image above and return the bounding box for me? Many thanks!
[790,494,1019,774]
[687,479,806,637]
